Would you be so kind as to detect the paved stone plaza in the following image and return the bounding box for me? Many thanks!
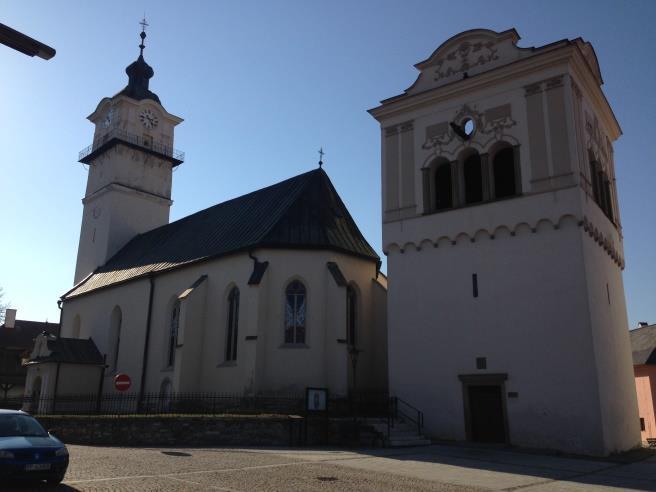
[6,444,656,491]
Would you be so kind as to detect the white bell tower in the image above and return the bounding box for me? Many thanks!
[74,23,183,284]
[370,29,640,456]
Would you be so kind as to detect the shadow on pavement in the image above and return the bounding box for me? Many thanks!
[3,480,80,491]
[356,443,656,491]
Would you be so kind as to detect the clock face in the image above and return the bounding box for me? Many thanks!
[139,108,159,129]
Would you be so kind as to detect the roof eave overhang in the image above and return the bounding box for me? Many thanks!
[61,244,380,301]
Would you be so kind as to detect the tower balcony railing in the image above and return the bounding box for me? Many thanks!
[78,128,185,166]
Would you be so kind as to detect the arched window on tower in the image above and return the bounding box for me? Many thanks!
[463,152,483,204]
[492,146,518,199]
[589,157,615,222]
[109,306,122,372]
[167,299,180,368]
[434,161,453,211]
[285,280,306,344]
[346,285,357,347]
[225,287,240,362]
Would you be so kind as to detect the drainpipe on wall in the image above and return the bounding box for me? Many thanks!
[138,274,155,412]
[96,354,106,414]
[52,362,61,414]
[56,300,63,337]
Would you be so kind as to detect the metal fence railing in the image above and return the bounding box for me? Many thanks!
[1,391,391,418]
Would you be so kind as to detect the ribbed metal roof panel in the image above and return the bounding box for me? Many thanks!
[64,169,378,299]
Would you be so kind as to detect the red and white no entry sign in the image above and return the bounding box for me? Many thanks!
[114,373,131,392]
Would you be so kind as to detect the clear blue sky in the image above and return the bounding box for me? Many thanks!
[2,0,654,328]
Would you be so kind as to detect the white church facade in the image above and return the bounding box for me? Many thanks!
[369,28,640,455]
[24,29,387,403]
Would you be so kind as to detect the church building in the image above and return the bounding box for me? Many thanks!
[23,27,387,404]
[369,28,640,456]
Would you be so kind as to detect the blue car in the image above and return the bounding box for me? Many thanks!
[0,409,69,485]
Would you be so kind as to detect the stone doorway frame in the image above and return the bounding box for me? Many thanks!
[458,373,510,444]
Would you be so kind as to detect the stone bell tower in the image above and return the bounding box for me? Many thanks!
[369,28,639,455]
[74,23,184,284]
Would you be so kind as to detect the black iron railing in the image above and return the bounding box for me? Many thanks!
[3,391,392,418]
[78,128,185,163]
[388,396,424,436]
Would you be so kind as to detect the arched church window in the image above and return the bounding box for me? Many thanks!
[71,315,81,338]
[225,287,240,361]
[167,300,180,368]
[492,147,517,199]
[109,306,122,372]
[434,162,453,210]
[346,285,357,347]
[464,152,483,204]
[285,280,306,344]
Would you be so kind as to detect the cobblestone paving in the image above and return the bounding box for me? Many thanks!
[5,445,480,491]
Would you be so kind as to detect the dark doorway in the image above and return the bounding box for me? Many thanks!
[468,385,506,443]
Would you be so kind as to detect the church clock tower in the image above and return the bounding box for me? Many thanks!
[74,24,183,284]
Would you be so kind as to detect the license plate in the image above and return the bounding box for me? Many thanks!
[25,463,51,471]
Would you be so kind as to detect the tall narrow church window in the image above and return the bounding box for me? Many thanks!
[464,153,483,204]
[109,306,122,372]
[492,147,517,199]
[346,285,357,346]
[225,287,240,361]
[167,300,180,367]
[434,162,453,210]
[285,280,306,344]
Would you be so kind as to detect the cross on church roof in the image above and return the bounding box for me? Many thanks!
[318,147,325,168]
[139,16,149,56]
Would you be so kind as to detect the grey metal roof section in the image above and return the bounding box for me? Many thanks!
[64,168,379,299]
[630,324,656,365]
[27,337,104,366]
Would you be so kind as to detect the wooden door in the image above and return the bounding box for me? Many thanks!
[468,385,506,443]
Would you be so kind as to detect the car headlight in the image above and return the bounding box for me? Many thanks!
[55,447,69,457]
[0,450,15,459]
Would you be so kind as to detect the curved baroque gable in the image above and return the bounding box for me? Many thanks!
[407,28,531,95]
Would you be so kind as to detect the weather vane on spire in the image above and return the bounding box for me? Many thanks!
[318,147,325,168]
[139,16,149,56]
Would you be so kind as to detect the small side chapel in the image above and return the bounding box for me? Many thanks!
[24,27,388,401]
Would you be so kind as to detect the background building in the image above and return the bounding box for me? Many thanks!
[0,309,58,401]
[630,322,656,445]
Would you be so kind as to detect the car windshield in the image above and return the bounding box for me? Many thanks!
[0,414,48,438]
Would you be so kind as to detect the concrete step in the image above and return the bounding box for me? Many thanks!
[388,438,432,447]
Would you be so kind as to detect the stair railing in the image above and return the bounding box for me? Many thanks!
[388,396,424,437]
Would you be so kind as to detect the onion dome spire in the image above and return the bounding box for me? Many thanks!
[118,17,161,104]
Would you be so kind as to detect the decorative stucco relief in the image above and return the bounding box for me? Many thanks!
[432,40,499,82]
[422,103,517,160]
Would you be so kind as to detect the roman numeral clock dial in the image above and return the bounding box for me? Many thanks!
[139,108,159,129]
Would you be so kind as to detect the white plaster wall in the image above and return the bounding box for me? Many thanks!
[387,220,609,454]
[61,278,150,395]
[62,248,386,399]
